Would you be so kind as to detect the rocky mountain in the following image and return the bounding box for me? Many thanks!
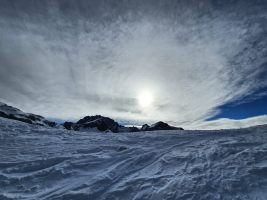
[63,117,184,133]
[0,102,184,132]
[64,115,122,133]
[0,102,56,127]
[141,121,184,131]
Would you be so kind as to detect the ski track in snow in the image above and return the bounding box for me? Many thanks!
[0,118,267,200]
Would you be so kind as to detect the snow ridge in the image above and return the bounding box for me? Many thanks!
[0,103,56,127]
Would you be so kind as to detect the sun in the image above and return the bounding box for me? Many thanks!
[138,90,154,107]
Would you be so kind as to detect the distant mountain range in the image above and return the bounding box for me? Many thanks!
[0,102,183,133]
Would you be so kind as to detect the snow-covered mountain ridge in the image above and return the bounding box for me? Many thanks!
[0,117,267,200]
[0,102,183,132]
[0,102,56,128]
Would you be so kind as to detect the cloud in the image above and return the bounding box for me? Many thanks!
[188,115,267,130]
[0,0,267,127]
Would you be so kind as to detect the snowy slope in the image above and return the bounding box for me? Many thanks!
[0,102,56,127]
[0,117,267,200]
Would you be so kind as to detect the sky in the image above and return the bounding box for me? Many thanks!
[0,0,267,129]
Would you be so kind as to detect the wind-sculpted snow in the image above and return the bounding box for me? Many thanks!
[0,118,267,200]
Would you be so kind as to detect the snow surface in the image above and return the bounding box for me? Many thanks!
[0,117,267,200]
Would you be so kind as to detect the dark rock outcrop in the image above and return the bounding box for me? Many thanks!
[74,115,120,133]
[44,120,56,127]
[128,126,140,132]
[68,116,142,133]
[141,124,150,131]
[63,121,74,130]
[0,102,56,127]
[141,121,183,131]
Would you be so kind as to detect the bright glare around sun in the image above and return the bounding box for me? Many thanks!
[138,90,153,107]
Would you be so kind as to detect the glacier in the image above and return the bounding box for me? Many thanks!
[0,117,267,200]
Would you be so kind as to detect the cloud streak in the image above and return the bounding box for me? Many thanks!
[0,0,267,128]
[188,115,267,130]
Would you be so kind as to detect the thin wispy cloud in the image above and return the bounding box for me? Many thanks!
[0,0,266,128]
[189,115,267,130]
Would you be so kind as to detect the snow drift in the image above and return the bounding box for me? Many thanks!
[0,117,267,200]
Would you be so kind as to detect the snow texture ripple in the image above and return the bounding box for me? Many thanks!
[0,118,267,200]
